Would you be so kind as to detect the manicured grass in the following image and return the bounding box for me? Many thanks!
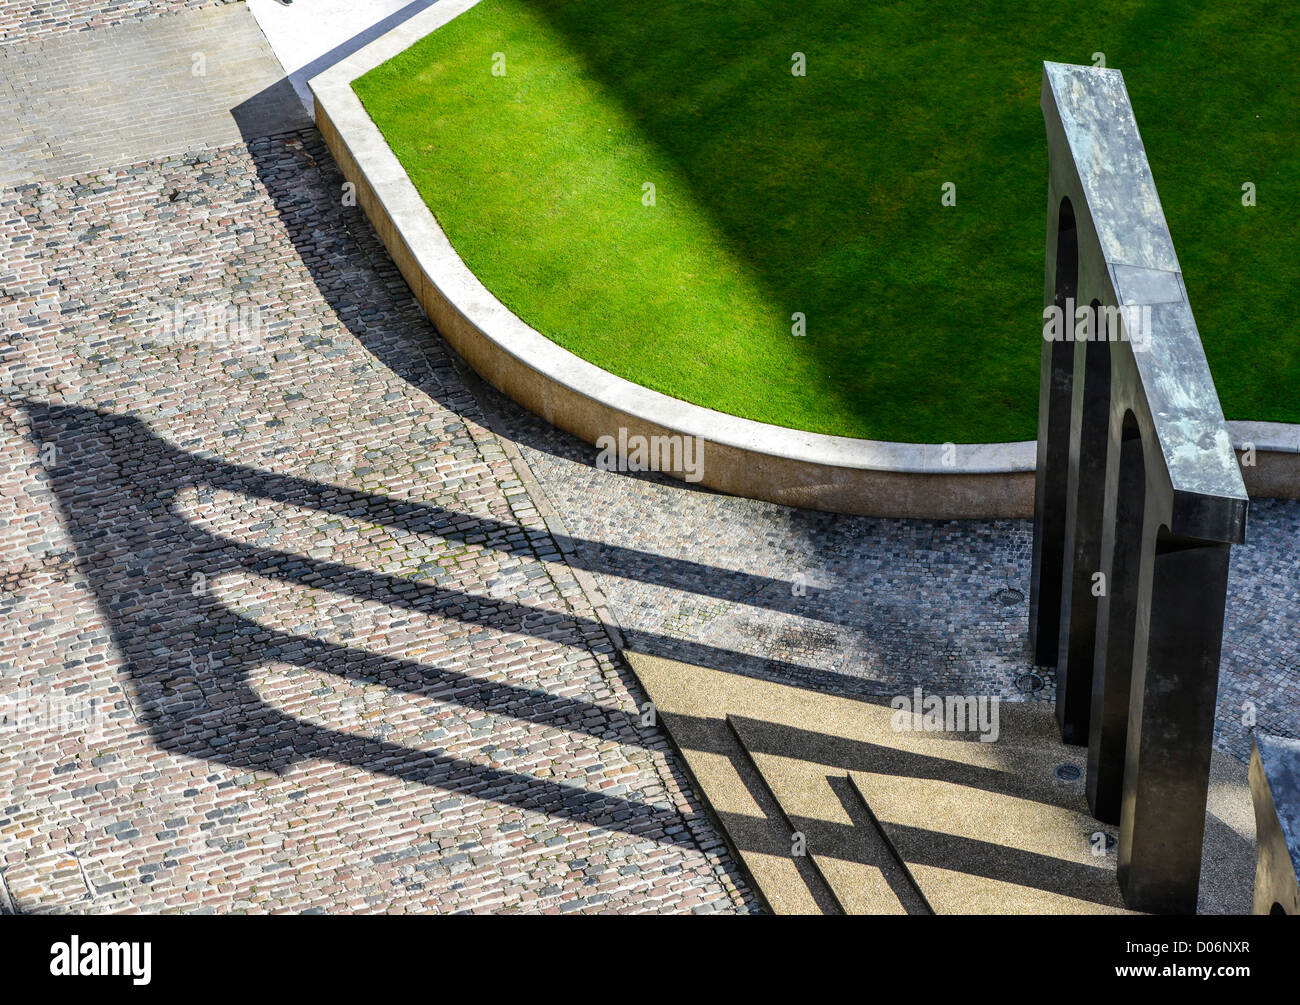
[354,0,1299,442]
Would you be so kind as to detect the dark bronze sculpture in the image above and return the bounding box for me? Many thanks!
[1030,62,1248,914]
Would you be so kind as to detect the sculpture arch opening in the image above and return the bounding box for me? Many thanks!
[1087,409,1143,824]
[1055,300,1115,744]
[1029,196,1080,668]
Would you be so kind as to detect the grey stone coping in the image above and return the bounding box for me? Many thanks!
[1045,60,1248,542]
[306,4,1298,514]
[1226,420,1300,455]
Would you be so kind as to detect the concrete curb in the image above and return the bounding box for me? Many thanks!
[308,0,1300,518]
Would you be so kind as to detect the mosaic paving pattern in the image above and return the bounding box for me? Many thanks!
[0,4,753,913]
[477,391,1300,763]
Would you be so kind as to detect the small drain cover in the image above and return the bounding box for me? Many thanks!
[1055,763,1082,781]
[993,588,1025,607]
[1015,672,1045,693]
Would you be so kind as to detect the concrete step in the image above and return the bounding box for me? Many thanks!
[652,707,838,914]
[621,650,1254,915]
[727,715,928,914]
[847,746,1131,914]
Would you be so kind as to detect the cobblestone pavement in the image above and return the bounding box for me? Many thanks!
[3,0,1297,917]
[0,4,753,914]
[0,0,233,47]
[0,3,308,188]
[478,393,1300,764]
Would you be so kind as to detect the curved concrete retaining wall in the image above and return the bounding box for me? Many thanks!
[308,0,1299,519]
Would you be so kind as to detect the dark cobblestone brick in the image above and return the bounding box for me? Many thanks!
[0,34,753,911]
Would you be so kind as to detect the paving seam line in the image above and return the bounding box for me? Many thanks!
[401,294,758,913]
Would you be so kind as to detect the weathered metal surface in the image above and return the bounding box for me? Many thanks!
[1031,62,1248,913]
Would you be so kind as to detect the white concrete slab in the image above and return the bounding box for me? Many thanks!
[248,0,440,116]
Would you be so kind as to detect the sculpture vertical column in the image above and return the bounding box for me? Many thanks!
[1087,413,1146,824]
[1117,533,1231,914]
[1249,734,1300,915]
[1030,198,1077,668]
[1055,327,1111,744]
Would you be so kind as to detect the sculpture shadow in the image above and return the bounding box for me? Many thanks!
[666,710,1133,913]
[15,398,906,844]
[17,399,673,835]
[19,401,1245,910]
[221,124,1038,700]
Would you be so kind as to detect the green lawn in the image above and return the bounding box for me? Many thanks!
[353,0,1299,442]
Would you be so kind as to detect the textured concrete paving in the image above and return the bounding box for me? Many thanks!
[0,3,753,914]
[630,651,1255,914]
[472,387,1300,764]
[0,2,308,187]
